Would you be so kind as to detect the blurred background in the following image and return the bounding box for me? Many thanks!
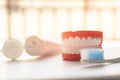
[0,0,120,41]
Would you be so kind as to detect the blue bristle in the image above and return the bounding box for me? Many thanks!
[89,49,103,60]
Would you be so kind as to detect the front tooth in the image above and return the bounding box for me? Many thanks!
[85,38,88,46]
[69,37,75,46]
[81,38,85,46]
[87,37,91,46]
[77,37,81,47]
[66,37,73,46]
[63,46,79,54]
[92,38,95,45]
[90,38,93,46]
[73,37,80,46]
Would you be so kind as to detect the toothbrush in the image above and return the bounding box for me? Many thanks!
[80,48,120,63]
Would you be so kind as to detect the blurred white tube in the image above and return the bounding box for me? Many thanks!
[2,39,23,59]
[25,36,62,56]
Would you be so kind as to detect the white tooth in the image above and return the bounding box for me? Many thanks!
[83,38,87,46]
[62,38,67,46]
[98,38,102,45]
[96,38,100,45]
[64,37,73,46]
[90,38,93,46]
[95,38,97,45]
[85,38,88,46]
[93,38,95,45]
[65,38,68,45]
[87,37,91,46]
[63,46,79,54]
[63,47,69,53]
[63,39,67,46]
[81,38,85,46]
[95,38,98,45]
[77,37,81,47]
[94,38,97,45]
[92,38,95,45]
[80,38,83,46]
[77,38,80,46]
[68,37,74,45]
[74,37,80,46]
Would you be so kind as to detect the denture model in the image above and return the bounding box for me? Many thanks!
[61,31,103,61]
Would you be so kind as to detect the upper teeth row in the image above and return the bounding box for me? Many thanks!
[62,37,102,46]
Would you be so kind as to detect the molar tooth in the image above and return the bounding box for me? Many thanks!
[95,38,97,45]
[98,38,102,45]
[94,38,97,45]
[93,38,95,45]
[92,38,95,45]
[96,38,100,45]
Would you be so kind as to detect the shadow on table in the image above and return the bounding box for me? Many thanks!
[4,50,62,64]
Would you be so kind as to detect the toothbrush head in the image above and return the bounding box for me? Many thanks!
[80,48,104,61]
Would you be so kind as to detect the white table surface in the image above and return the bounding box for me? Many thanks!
[0,41,120,80]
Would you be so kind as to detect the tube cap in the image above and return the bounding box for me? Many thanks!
[2,39,23,59]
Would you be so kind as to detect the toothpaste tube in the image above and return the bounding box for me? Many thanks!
[25,36,62,56]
